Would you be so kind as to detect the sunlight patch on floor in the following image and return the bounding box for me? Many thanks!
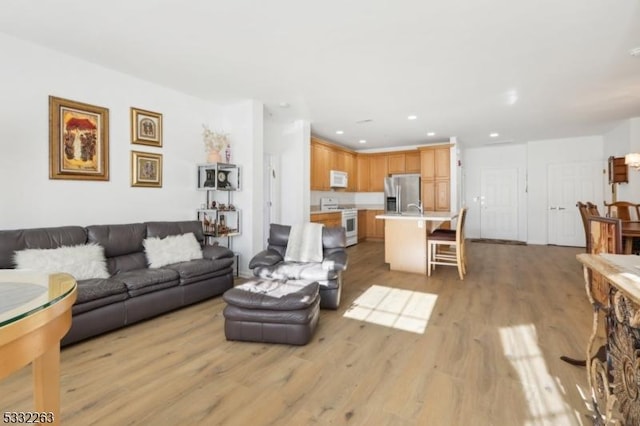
[343,284,438,334]
[499,324,583,425]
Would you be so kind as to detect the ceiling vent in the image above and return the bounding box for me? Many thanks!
[356,119,373,124]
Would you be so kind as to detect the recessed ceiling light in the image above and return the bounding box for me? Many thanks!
[336,130,344,135]
[630,47,640,57]
[279,102,290,108]
[408,115,418,120]
[490,132,500,138]
[427,132,435,137]
[359,139,367,144]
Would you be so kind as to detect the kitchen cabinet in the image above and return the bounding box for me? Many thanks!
[310,212,341,228]
[311,137,356,191]
[365,209,385,240]
[357,210,367,242]
[368,155,388,192]
[420,145,451,211]
[388,151,421,175]
[356,155,370,192]
[387,153,406,174]
[405,152,421,173]
[311,140,332,190]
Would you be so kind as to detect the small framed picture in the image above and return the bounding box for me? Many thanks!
[131,151,162,188]
[49,96,109,181]
[131,107,162,147]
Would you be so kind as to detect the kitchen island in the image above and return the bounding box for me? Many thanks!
[376,211,459,275]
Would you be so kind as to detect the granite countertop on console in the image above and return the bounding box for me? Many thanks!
[310,205,384,214]
[375,211,458,221]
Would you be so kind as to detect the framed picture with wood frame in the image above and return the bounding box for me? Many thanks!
[131,107,162,147]
[131,151,163,188]
[49,96,109,181]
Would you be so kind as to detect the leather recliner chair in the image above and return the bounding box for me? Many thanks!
[248,224,348,309]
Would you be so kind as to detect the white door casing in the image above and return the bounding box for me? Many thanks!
[480,168,519,240]
[547,161,603,247]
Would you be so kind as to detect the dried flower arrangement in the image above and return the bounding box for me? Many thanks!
[202,124,228,153]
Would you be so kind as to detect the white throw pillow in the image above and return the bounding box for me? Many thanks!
[143,232,203,268]
[14,244,110,280]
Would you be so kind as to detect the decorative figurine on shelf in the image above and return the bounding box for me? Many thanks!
[203,169,216,187]
[218,203,227,211]
[210,201,217,209]
[228,204,235,211]
[225,142,231,164]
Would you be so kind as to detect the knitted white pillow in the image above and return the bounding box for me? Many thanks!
[143,232,203,268]
[14,244,110,280]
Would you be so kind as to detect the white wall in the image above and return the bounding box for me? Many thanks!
[263,118,310,226]
[526,135,604,245]
[462,144,528,241]
[0,33,263,276]
[0,33,219,228]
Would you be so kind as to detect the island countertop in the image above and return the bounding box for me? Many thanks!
[375,211,458,221]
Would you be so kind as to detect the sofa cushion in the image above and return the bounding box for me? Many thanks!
[76,277,129,304]
[0,226,87,269]
[86,223,146,258]
[14,244,110,280]
[146,221,205,244]
[165,258,234,283]
[253,262,338,282]
[114,268,180,292]
[143,233,203,268]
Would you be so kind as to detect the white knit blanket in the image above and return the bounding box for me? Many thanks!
[284,223,324,262]
[236,280,309,298]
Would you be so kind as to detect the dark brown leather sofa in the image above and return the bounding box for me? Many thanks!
[248,224,348,309]
[0,221,234,346]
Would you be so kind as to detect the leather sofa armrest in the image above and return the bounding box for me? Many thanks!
[248,249,283,269]
[322,251,348,271]
[202,245,234,260]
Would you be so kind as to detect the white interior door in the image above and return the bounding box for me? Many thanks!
[547,162,603,247]
[480,168,519,240]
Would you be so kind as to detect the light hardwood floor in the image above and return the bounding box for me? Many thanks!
[1,242,595,425]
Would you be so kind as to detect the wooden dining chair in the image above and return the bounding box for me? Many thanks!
[586,202,601,217]
[604,201,640,221]
[427,207,467,280]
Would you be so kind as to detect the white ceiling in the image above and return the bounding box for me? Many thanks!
[1,0,639,149]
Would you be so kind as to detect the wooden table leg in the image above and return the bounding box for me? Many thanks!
[32,345,61,425]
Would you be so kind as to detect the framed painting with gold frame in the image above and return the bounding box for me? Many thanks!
[131,151,162,188]
[131,107,162,147]
[49,96,109,181]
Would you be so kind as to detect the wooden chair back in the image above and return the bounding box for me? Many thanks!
[604,201,640,221]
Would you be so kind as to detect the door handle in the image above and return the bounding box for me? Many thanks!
[558,207,566,210]
[550,206,558,210]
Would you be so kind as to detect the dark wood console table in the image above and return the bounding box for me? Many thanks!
[577,253,640,424]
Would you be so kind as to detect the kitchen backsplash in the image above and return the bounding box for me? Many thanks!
[310,191,384,209]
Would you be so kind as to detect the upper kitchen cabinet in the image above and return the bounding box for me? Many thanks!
[387,151,421,175]
[310,138,332,190]
[405,152,421,173]
[356,155,370,192]
[311,136,357,191]
[387,153,406,174]
[419,145,451,211]
[368,154,388,192]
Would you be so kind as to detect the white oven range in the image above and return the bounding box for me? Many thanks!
[319,197,358,247]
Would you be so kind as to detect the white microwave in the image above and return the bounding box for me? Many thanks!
[329,170,348,188]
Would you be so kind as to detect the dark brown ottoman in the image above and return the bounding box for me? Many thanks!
[222,279,320,345]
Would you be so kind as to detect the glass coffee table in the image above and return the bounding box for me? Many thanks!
[0,271,77,425]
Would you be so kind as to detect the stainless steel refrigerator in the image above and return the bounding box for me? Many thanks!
[384,174,421,214]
